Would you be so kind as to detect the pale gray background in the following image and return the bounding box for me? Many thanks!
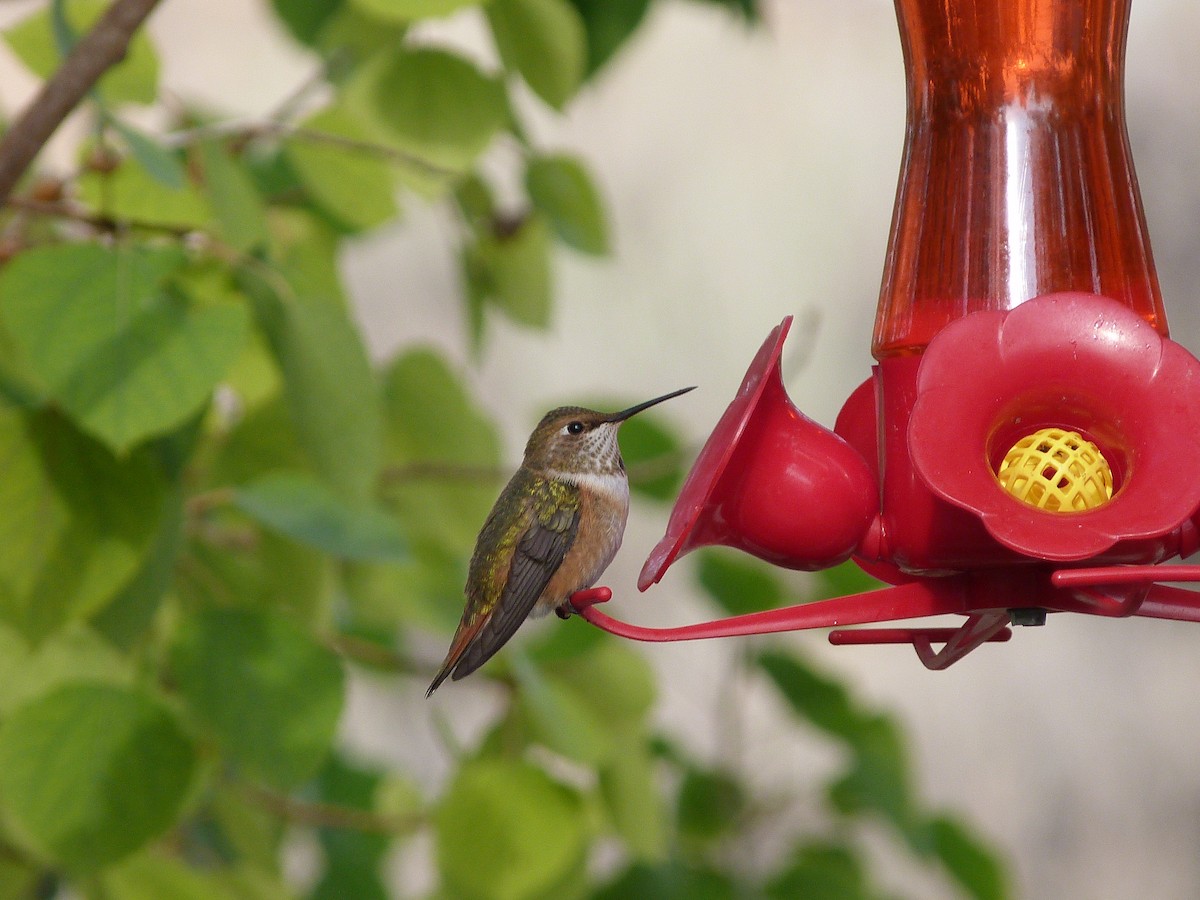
[5,1,1200,896]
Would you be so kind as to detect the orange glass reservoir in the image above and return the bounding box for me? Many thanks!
[873,0,1166,357]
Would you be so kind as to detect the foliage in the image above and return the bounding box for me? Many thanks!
[0,0,1007,898]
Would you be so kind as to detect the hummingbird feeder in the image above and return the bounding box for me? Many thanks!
[572,0,1200,668]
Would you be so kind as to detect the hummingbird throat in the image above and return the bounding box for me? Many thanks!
[570,424,623,474]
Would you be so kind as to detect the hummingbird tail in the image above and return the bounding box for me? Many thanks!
[426,662,454,697]
[425,595,541,696]
[425,640,498,697]
[426,622,480,697]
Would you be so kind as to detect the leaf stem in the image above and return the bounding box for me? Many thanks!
[380,460,508,487]
[184,486,237,517]
[324,631,421,675]
[0,0,165,207]
[162,120,458,177]
[5,194,195,239]
[239,781,424,835]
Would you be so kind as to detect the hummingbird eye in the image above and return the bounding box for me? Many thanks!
[565,421,585,435]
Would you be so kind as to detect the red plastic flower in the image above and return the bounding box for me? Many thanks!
[909,292,1200,561]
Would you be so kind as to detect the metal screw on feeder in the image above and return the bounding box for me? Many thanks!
[568,0,1200,669]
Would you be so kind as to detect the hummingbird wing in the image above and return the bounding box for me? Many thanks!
[427,475,580,695]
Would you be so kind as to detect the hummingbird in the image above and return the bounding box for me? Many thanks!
[427,386,696,695]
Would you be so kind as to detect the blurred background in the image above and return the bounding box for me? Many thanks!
[6,0,1200,896]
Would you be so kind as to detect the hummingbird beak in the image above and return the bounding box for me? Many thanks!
[605,386,696,423]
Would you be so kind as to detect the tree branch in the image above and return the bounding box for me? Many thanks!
[0,0,163,207]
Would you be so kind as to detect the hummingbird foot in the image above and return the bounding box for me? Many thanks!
[560,586,613,618]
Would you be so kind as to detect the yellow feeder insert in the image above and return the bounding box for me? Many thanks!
[995,428,1114,512]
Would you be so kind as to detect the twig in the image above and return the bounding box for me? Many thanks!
[0,0,164,207]
[174,551,236,605]
[5,194,299,310]
[262,56,344,126]
[162,120,457,177]
[184,486,237,518]
[240,781,424,835]
[5,194,195,237]
[380,460,509,487]
[324,631,421,676]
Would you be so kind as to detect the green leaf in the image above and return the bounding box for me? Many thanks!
[286,106,399,231]
[249,522,333,623]
[593,861,740,900]
[271,0,344,45]
[267,206,347,303]
[543,640,654,726]
[811,560,884,602]
[470,214,553,328]
[218,328,284,416]
[0,409,164,639]
[524,613,604,662]
[455,172,496,229]
[204,396,306,488]
[693,0,761,22]
[598,738,667,860]
[199,141,269,252]
[235,471,407,562]
[758,649,919,830]
[350,0,488,21]
[340,544,465,634]
[4,0,159,104]
[0,321,45,409]
[101,852,240,900]
[676,768,745,843]
[917,815,1008,900]
[78,155,209,228]
[827,714,913,829]
[697,551,786,615]
[525,154,609,254]
[435,758,586,900]
[312,6,408,68]
[313,857,388,900]
[382,346,499,463]
[346,47,506,175]
[243,258,382,503]
[756,649,862,742]
[207,784,286,876]
[765,842,876,900]
[109,118,186,189]
[0,621,132,716]
[488,0,586,109]
[90,488,184,650]
[620,413,685,502]
[0,243,250,453]
[310,756,393,900]
[170,606,344,788]
[0,625,30,710]
[0,683,196,871]
[565,0,651,76]
[383,347,502,552]
[218,868,293,900]
[0,858,37,900]
[462,242,489,354]
[53,0,82,58]
[513,658,615,765]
